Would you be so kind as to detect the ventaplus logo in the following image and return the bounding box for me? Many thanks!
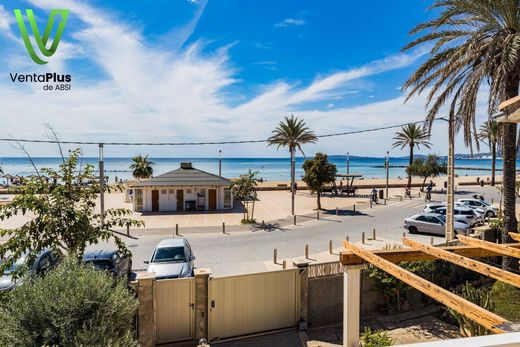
[14,9,69,65]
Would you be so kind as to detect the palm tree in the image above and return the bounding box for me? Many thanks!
[402,0,520,270]
[478,121,502,186]
[130,155,155,180]
[392,124,432,187]
[267,115,318,215]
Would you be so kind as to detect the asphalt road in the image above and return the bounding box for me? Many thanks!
[87,185,504,276]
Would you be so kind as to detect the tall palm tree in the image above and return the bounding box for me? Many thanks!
[402,0,520,270]
[267,115,318,215]
[478,121,502,186]
[130,155,155,180]
[392,124,432,187]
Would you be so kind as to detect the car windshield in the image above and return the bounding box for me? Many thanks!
[85,259,114,270]
[152,247,186,263]
[1,255,27,275]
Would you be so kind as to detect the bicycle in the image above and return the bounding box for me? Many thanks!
[425,191,432,202]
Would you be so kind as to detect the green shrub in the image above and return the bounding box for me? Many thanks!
[359,327,393,347]
[490,281,520,322]
[449,282,494,337]
[0,258,138,347]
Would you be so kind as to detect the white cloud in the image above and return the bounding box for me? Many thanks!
[274,18,305,28]
[0,1,484,159]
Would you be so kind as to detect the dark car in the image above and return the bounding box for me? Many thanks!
[83,250,132,278]
[0,249,61,292]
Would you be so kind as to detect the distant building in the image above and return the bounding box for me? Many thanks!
[130,162,233,212]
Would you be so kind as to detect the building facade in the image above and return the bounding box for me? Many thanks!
[130,162,233,212]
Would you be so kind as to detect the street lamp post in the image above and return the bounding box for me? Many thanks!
[291,147,296,215]
[99,143,105,224]
[346,152,350,175]
[219,150,222,177]
[446,117,455,242]
[385,151,389,198]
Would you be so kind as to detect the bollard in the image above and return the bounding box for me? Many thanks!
[305,245,309,259]
[418,191,421,198]
[403,231,406,238]
[400,195,403,202]
[317,211,320,220]
[370,201,373,208]
[294,215,297,225]
[353,204,356,212]
[274,249,278,264]
[283,260,286,269]
[222,222,225,234]
[336,207,339,216]
[126,224,130,237]
[346,236,350,242]
[362,232,365,244]
[176,224,179,236]
[372,228,376,240]
[384,199,387,205]
[430,237,434,245]
[491,198,494,205]
[329,240,333,254]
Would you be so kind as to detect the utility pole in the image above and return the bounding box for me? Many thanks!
[291,147,296,215]
[346,152,350,175]
[385,151,389,198]
[99,143,105,224]
[446,116,455,242]
[218,149,222,177]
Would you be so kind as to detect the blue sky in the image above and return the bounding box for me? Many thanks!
[0,1,490,158]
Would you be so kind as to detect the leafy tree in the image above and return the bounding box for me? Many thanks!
[301,153,337,210]
[392,124,432,186]
[130,154,155,180]
[0,258,138,347]
[267,115,317,215]
[230,170,260,223]
[406,154,447,191]
[478,120,502,186]
[402,0,520,270]
[0,148,144,275]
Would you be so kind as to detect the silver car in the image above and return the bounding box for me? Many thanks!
[432,206,483,227]
[404,213,471,236]
[145,238,195,279]
[457,198,498,218]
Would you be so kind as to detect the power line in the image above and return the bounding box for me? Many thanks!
[0,117,447,147]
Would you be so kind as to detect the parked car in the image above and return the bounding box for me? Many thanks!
[0,249,60,292]
[432,206,483,227]
[83,250,132,278]
[404,213,471,236]
[457,198,498,217]
[145,238,195,279]
[423,202,448,213]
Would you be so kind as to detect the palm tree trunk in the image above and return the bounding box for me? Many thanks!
[491,143,496,186]
[502,78,519,271]
[290,147,295,215]
[408,144,414,187]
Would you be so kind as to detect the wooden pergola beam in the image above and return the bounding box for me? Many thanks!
[340,243,520,266]
[509,232,520,242]
[457,235,520,259]
[343,240,509,334]
[402,237,520,288]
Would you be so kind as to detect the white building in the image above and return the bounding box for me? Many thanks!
[130,162,233,212]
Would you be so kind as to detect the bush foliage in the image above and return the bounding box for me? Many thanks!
[0,259,138,347]
[359,327,393,347]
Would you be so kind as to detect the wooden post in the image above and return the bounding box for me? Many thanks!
[126,224,130,237]
[336,207,339,216]
[362,232,365,244]
[176,224,179,236]
[329,240,333,254]
[305,245,309,259]
[283,260,287,269]
[222,222,225,234]
[317,211,320,220]
[384,198,387,205]
[346,236,349,242]
[431,237,434,245]
[353,204,356,212]
[400,195,403,202]
[294,215,297,225]
[343,265,362,347]
[372,228,376,240]
[273,249,278,264]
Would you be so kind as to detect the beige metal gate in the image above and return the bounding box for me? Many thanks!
[155,278,195,344]
[208,269,300,341]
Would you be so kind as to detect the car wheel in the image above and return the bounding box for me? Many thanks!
[486,211,495,218]
[408,226,418,234]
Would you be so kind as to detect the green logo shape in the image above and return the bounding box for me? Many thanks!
[14,9,69,65]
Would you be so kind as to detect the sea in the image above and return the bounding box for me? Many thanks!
[0,156,512,183]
